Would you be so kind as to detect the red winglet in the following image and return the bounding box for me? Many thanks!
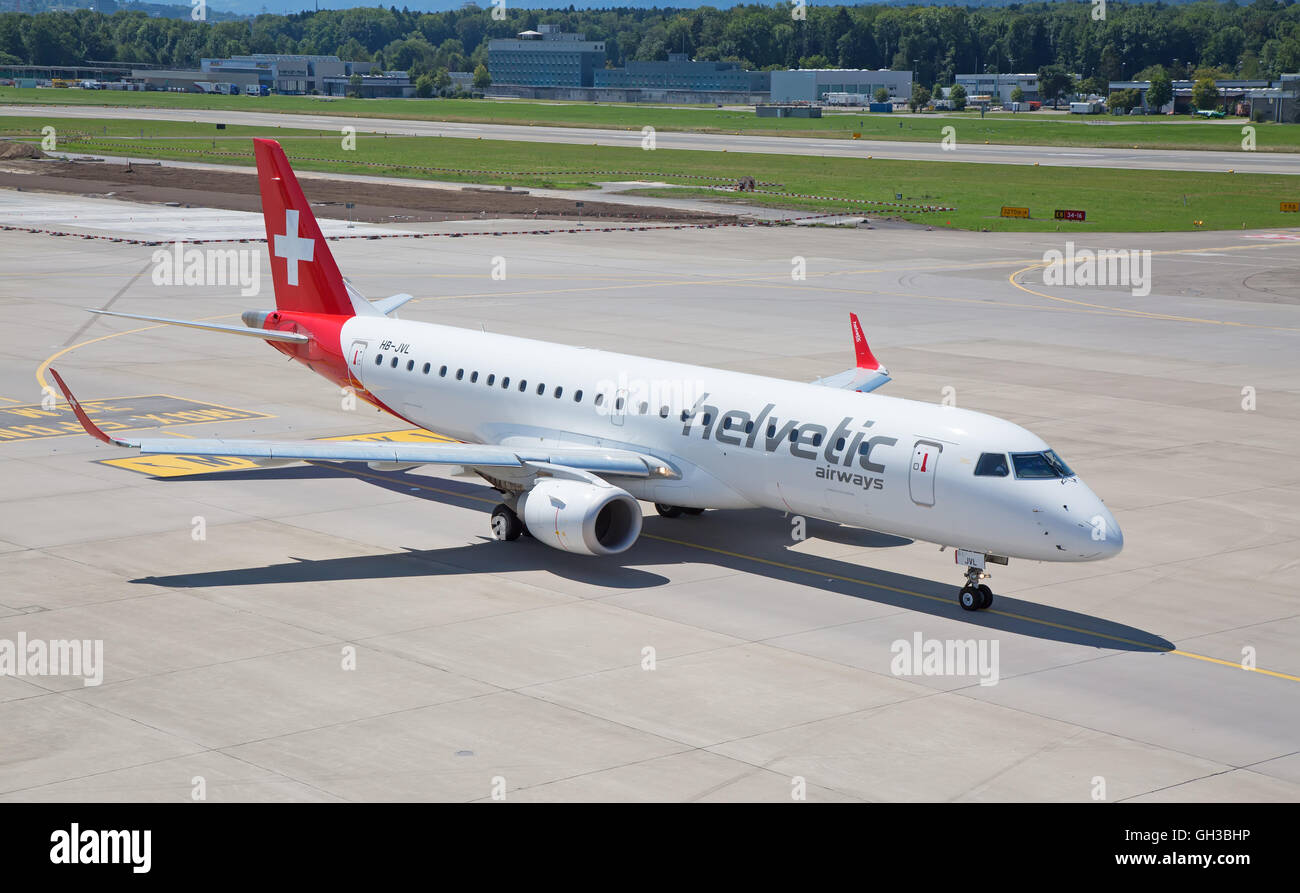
[849,313,881,371]
[48,368,134,448]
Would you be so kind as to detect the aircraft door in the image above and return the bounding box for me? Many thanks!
[909,439,942,506]
[346,339,369,388]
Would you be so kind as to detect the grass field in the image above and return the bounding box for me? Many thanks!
[4,115,1298,233]
[2,86,1296,152]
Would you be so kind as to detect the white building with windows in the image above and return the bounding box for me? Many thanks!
[955,73,1040,104]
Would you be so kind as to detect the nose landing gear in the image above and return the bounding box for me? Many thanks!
[955,550,995,611]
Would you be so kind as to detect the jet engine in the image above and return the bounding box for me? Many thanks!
[517,478,643,556]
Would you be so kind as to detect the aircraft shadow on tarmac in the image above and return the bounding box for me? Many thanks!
[141,462,1173,653]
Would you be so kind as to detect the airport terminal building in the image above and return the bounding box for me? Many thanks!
[488,27,768,103]
[487,25,607,89]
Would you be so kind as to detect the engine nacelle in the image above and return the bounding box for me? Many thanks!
[517,478,643,556]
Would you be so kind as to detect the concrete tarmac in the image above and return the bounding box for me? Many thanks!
[3,103,1297,175]
[1,195,1299,801]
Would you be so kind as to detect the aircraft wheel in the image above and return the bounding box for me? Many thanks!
[491,503,523,541]
[654,503,683,518]
[959,585,981,611]
[978,584,994,610]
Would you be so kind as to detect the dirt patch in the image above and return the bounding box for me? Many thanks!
[0,140,45,160]
[0,158,739,225]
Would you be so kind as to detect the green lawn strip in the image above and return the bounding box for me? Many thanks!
[10,120,1299,232]
[2,87,1296,152]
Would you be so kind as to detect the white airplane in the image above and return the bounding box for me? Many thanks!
[53,138,1122,611]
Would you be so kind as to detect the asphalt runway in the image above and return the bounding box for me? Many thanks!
[3,103,1297,175]
[2,195,1299,801]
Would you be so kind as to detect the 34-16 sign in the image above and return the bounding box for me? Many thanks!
[1054,209,1086,221]
[1281,201,1299,212]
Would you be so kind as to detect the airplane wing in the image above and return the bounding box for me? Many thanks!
[49,369,678,480]
[810,312,891,393]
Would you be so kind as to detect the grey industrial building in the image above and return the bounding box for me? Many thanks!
[594,54,769,93]
[127,54,412,97]
[1109,75,1299,120]
[769,69,912,103]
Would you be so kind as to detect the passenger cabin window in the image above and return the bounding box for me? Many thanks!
[375,354,383,366]
[594,394,604,407]
[456,369,464,380]
[487,374,495,386]
[975,453,1010,477]
[390,357,399,368]
[422,363,430,374]
[574,390,583,402]
[439,366,447,377]
[406,360,414,372]
[502,377,510,389]
[660,406,670,419]
[537,384,545,396]
[1010,450,1074,479]
[519,380,527,392]
[554,387,563,399]
[470,371,478,383]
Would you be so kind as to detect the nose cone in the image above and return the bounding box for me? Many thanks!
[1088,505,1124,559]
[1067,494,1123,560]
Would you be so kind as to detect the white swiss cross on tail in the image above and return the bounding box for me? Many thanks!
[274,209,315,286]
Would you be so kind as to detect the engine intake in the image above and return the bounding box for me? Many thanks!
[518,478,643,556]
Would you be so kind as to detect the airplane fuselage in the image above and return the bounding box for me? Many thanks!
[335,316,1120,563]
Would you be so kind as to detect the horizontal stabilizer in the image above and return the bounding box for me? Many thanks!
[89,309,310,344]
[372,293,417,316]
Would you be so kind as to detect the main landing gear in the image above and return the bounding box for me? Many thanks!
[490,503,524,541]
[654,504,705,518]
[956,550,995,611]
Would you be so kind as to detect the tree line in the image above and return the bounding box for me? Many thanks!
[1,2,1298,87]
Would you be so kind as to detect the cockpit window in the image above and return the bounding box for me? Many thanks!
[1011,450,1075,479]
[974,452,1009,477]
